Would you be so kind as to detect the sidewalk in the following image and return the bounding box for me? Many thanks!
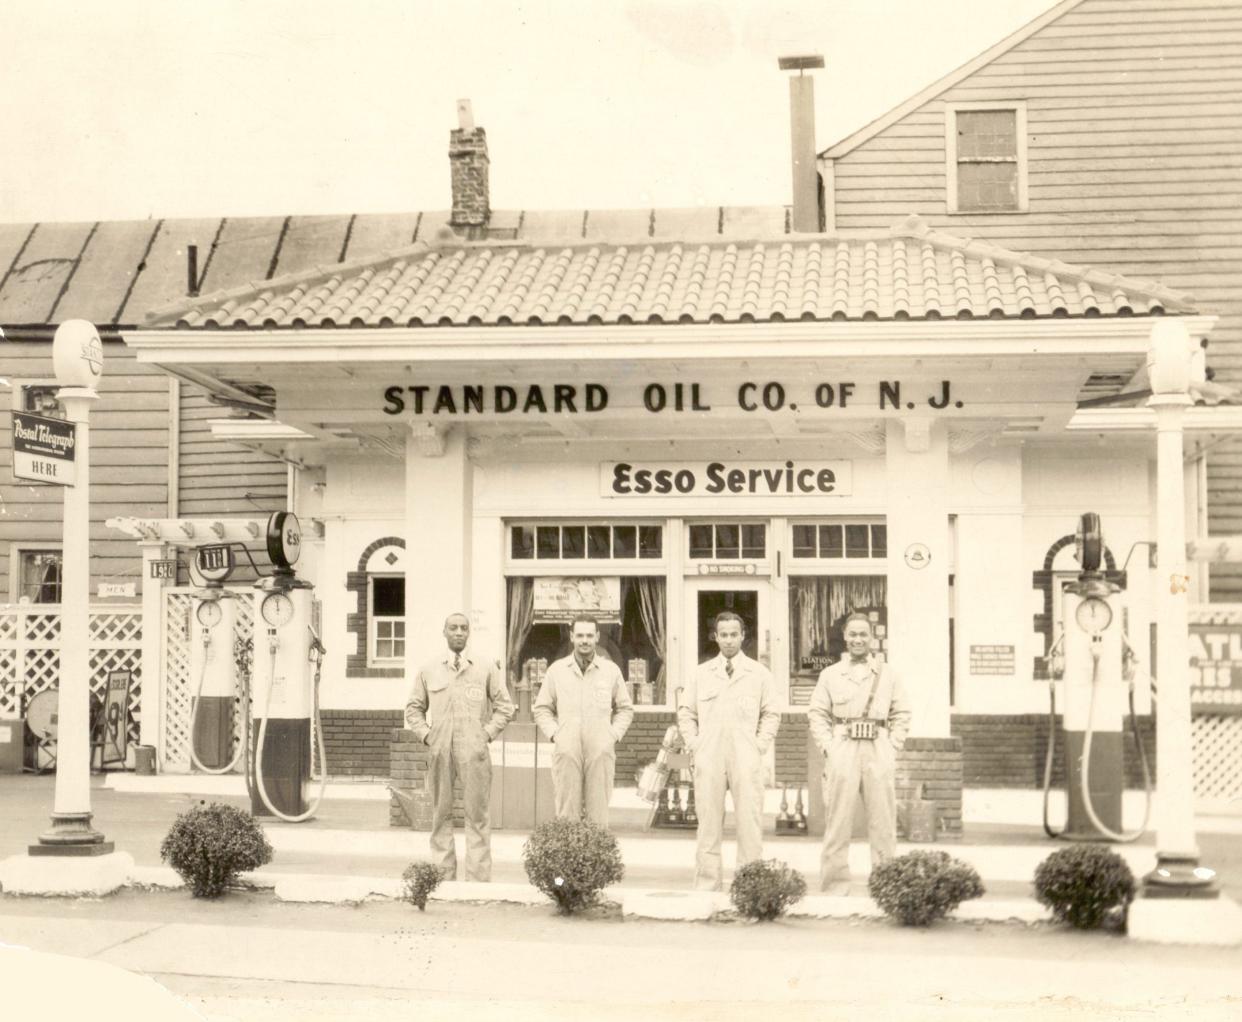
[2,772,1240,919]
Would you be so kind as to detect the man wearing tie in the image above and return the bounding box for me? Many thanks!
[678,611,780,891]
[405,612,514,882]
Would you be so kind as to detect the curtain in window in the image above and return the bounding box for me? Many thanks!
[505,576,536,684]
[632,577,667,690]
[791,576,887,655]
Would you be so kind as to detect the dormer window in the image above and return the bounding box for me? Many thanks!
[946,103,1028,214]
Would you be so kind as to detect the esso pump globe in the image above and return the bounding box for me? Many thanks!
[52,320,105,389]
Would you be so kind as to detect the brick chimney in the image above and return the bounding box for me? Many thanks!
[449,99,490,233]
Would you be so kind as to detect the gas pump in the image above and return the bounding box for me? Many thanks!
[1042,512,1153,843]
[250,511,328,822]
[188,547,245,775]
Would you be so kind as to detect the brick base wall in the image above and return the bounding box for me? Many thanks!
[322,710,403,776]
[896,737,963,839]
[951,714,1156,789]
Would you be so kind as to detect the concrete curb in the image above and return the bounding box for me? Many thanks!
[0,851,134,897]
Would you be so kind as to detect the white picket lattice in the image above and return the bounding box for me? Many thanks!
[161,587,253,772]
[1193,714,1242,801]
[0,604,142,745]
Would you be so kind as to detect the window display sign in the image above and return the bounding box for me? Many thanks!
[532,576,622,623]
[602,460,851,498]
[1189,618,1242,714]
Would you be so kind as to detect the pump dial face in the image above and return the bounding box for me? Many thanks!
[260,592,295,628]
[195,599,223,628]
[1075,597,1113,634]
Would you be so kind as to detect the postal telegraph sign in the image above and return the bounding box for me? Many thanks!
[11,412,77,485]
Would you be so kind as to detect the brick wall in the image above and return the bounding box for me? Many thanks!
[322,710,402,776]
[896,737,963,839]
[774,713,809,785]
[389,728,434,829]
[616,712,676,785]
[951,714,1156,789]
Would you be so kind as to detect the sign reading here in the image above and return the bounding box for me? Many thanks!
[970,644,1015,676]
[11,412,76,485]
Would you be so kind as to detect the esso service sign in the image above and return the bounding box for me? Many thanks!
[267,511,302,569]
[52,320,104,388]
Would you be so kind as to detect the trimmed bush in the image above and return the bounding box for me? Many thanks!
[1034,845,1135,930]
[730,859,807,921]
[160,801,273,898]
[401,862,444,911]
[869,850,985,926]
[522,816,624,914]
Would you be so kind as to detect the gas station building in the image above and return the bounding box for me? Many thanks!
[122,207,1216,828]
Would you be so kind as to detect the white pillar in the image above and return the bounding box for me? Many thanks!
[404,425,472,677]
[885,418,952,736]
[40,386,109,848]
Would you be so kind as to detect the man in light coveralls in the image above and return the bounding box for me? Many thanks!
[533,616,634,826]
[808,611,911,895]
[405,612,515,882]
[678,611,780,891]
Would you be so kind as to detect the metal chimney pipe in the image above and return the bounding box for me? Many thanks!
[779,55,824,233]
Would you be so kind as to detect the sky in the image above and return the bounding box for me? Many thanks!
[0,0,1058,224]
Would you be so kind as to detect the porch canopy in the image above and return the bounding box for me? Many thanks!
[123,213,1212,734]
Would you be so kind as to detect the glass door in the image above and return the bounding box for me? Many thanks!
[682,579,771,688]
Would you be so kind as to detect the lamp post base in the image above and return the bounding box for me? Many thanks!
[30,812,114,856]
[1141,853,1219,899]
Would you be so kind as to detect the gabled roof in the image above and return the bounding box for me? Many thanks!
[145,214,1193,331]
[821,0,1082,160]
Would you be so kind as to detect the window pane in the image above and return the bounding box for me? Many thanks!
[511,525,534,559]
[373,576,405,616]
[23,386,65,419]
[792,525,816,558]
[819,525,843,558]
[956,109,1016,159]
[21,551,62,603]
[957,160,1018,212]
[845,524,870,558]
[613,526,637,558]
[587,525,611,558]
[741,524,765,559]
[537,526,561,559]
[639,525,662,559]
[689,525,713,559]
[871,524,887,558]
[715,524,739,558]
[561,526,585,559]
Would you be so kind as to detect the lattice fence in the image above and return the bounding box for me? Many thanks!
[1193,714,1242,801]
[161,587,253,772]
[0,604,142,746]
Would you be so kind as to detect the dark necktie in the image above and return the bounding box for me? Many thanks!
[725,659,734,678]
[453,654,461,673]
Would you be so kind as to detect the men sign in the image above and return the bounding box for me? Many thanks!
[11,411,76,485]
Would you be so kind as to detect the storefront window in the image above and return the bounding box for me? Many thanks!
[510,523,663,561]
[687,522,766,559]
[787,575,887,705]
[18,550,62,603]
[791,522,886,559]
[507,576,667,705]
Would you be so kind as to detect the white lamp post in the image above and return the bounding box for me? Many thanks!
[32,320,111,854]
[1143,318,1215,896]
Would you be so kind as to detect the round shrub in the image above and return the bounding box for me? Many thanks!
[522,816,624,914]
[160,801,273,898]
[401,861,444,911]
[730,859,807,921]
[868,850,985,926]
[1034,844,1135,930]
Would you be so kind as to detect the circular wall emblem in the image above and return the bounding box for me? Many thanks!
[904,543,931,570]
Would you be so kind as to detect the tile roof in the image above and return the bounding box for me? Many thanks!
[148,215,1193,330]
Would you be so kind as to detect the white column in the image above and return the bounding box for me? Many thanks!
[885,418,952,736]
[137,541,168,756]
[1152,394,1199,863]
[41,387,106,845]
[404,425,472,677]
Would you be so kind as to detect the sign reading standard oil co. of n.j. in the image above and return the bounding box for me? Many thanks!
[11,411,77,486]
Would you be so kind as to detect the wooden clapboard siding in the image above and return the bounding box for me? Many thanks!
[0,340,170,599]
[825,0,1242,599]
[176,386,286,518]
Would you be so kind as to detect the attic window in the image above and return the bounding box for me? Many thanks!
[946,104,1028,214]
